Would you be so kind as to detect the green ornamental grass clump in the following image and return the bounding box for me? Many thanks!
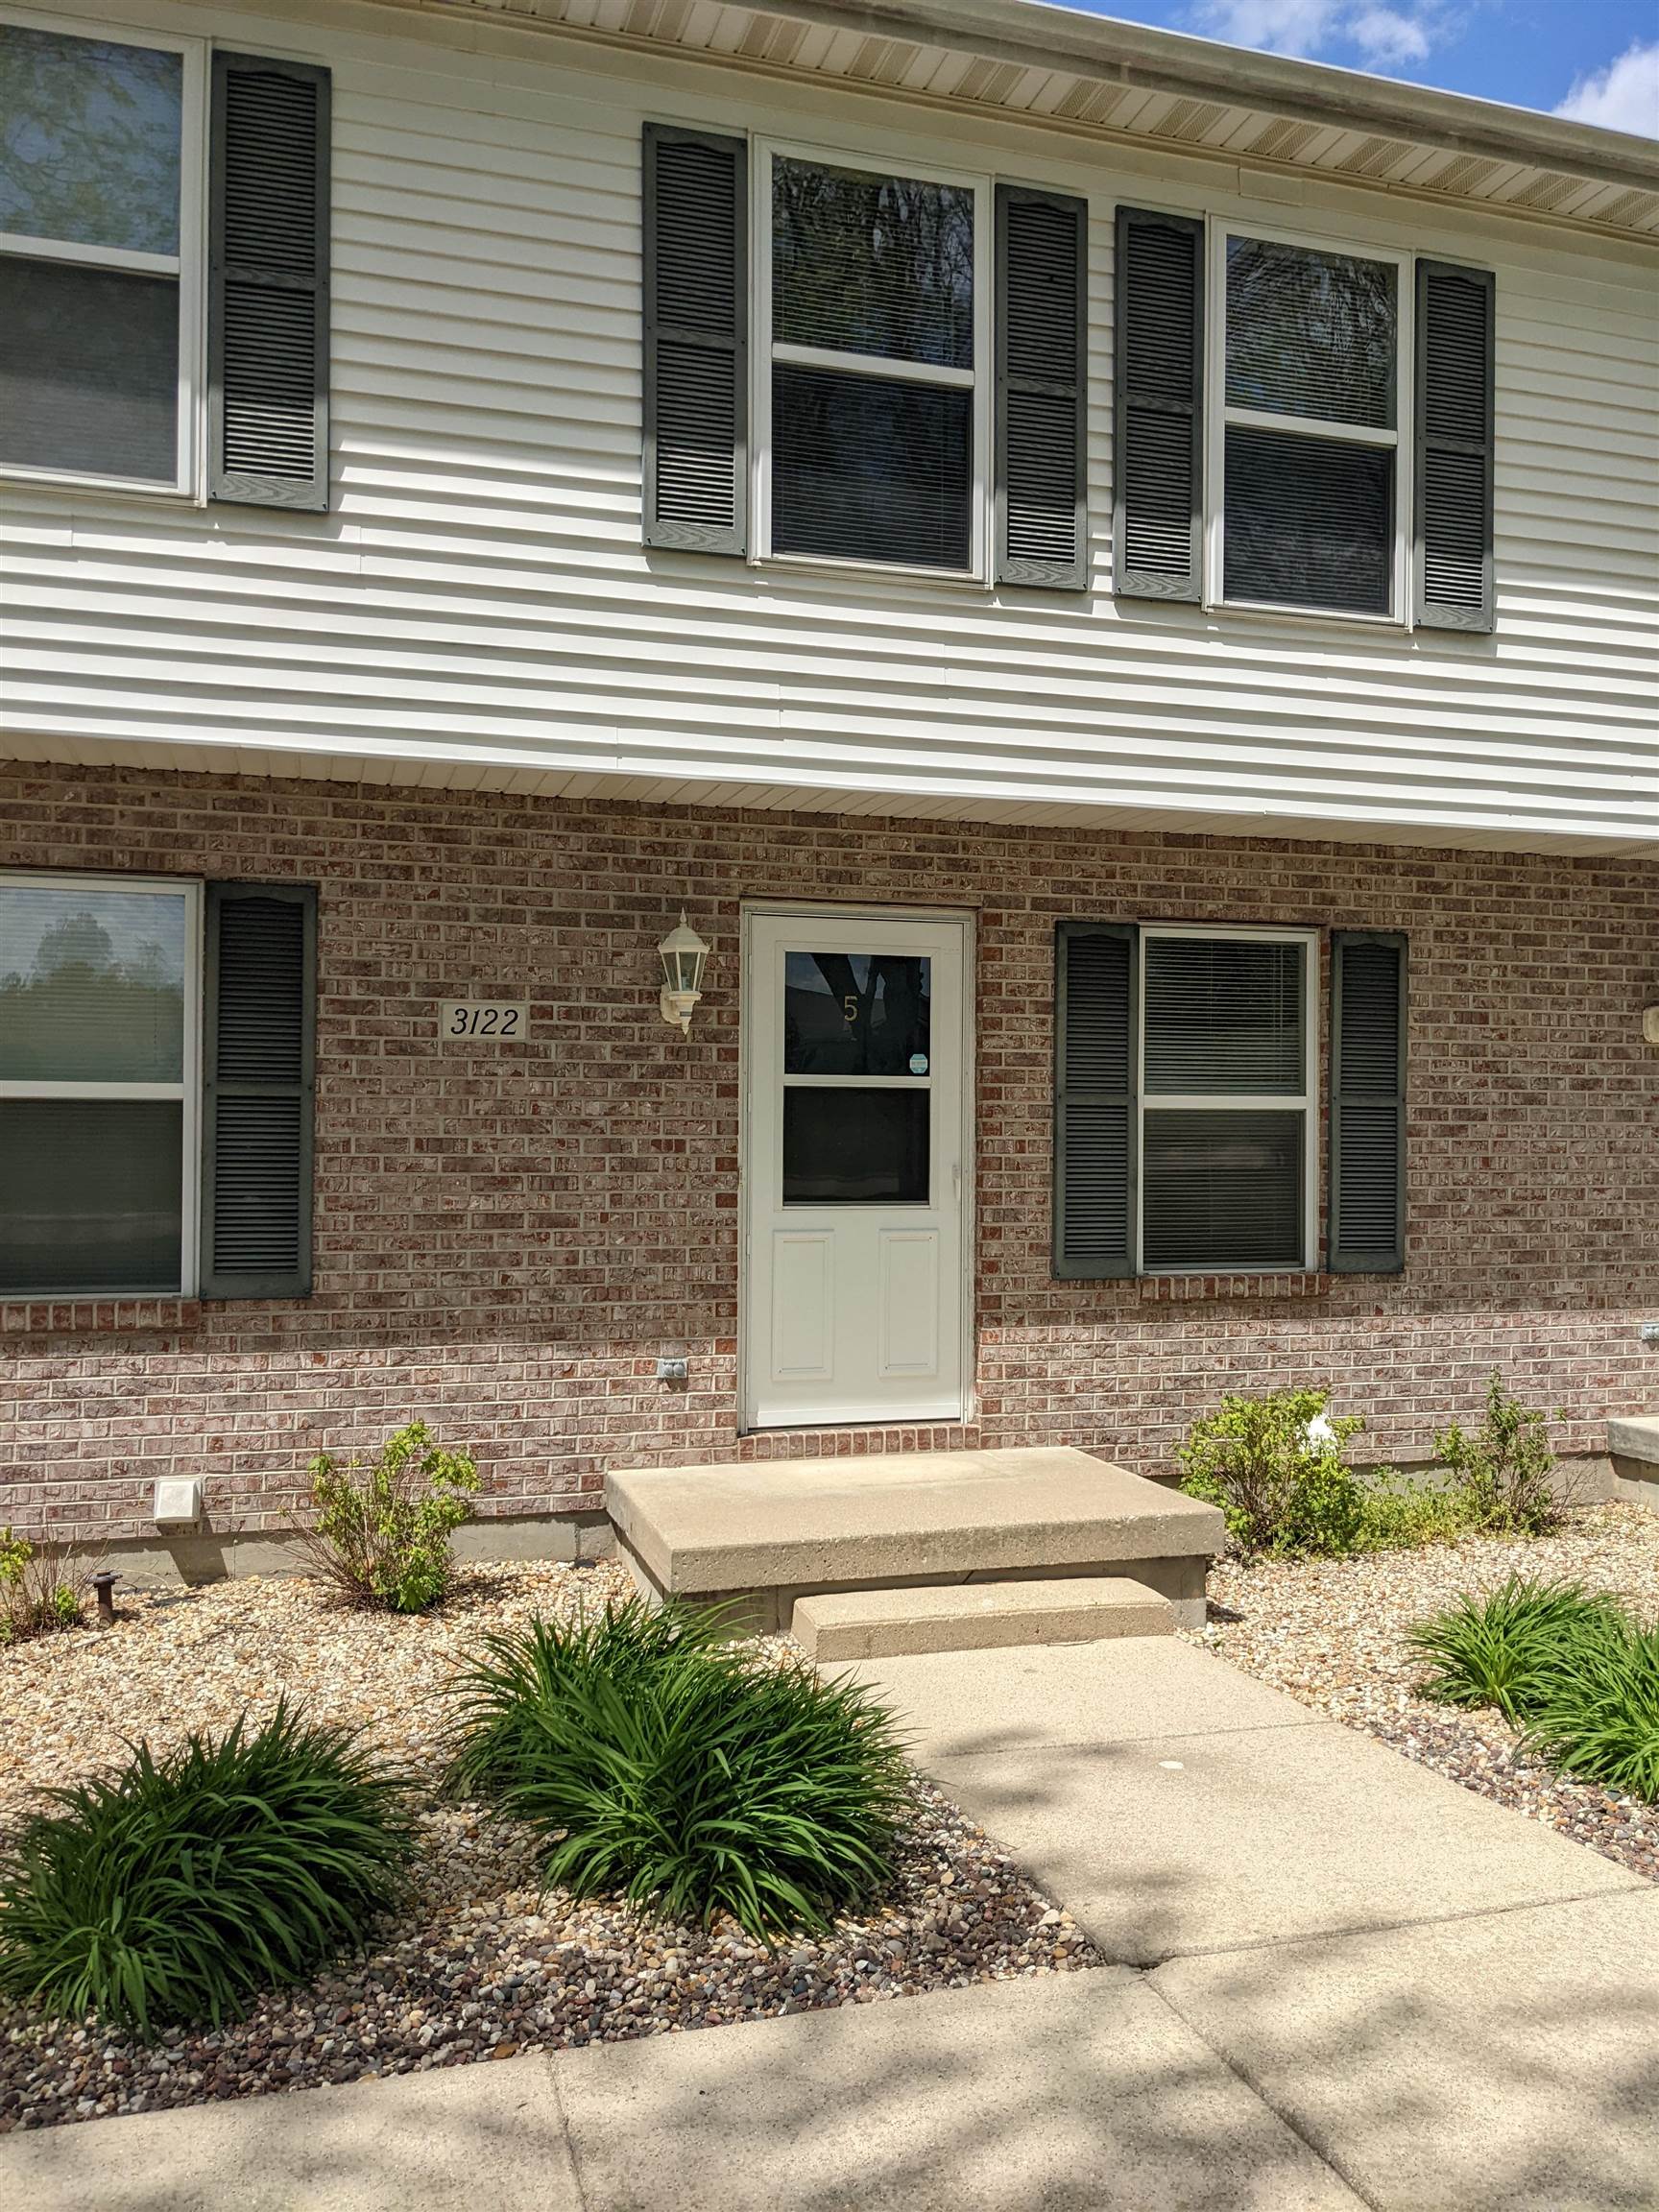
[0,1703,417,2035]
[1526,1625,1659,1803]
[444,1599,910,1940]
[298,1420,479,1614]
[1408,1576,1625,1723]
[1410,1577,1659,1803]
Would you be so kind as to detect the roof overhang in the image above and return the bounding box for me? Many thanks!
[370,0,1659,239]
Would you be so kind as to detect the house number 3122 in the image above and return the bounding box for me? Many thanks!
[439,999,528,1039]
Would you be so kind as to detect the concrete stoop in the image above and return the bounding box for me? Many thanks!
[791,1575,1175,1660]
[1609,1416,1659,1513]
[603,1446,1224,1637]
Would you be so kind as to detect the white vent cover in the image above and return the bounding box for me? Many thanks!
[152,1479,204,1529]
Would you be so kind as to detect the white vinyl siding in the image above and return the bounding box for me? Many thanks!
[0,0,1653,854]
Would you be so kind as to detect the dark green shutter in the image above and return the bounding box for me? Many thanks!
[995,184,1087,589]
[201,884,317,1299]
[1054,923,1139,1279]
[1329,931,1407,1274]
[1414,261,1495,632]
[642,123,747,553]
[208,53,330,511]
[1114,207,1204,602]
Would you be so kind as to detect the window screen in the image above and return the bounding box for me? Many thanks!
[769,154,976,571]
[0,878,195,1292]
[1140,932,1310,1270]
[1221,234,1401,615]
[0,21,187,486]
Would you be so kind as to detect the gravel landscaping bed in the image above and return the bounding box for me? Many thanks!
[0,1562,1094,2133]
[1188,1502,1659,1884]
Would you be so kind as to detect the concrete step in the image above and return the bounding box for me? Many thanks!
[791,1575,1176,1661]
[1610,1416,1659,1513]
[605,1447,1225,1631]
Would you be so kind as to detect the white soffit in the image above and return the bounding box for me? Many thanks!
[381,0,1659,240]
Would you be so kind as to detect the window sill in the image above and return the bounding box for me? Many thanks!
[1137,1271,1330,1301]
[1202,595,1407,633]
[1,1297,204,1334]
[755,552,991,592]
[0,467,202,507]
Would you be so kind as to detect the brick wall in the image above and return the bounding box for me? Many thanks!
[3,762,1656,1543]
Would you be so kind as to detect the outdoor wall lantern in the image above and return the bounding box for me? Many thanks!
[659,912,710,1034]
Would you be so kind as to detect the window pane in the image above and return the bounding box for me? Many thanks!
[0,24,181,254]
[1225,238,1396,428]
[1143,938,1305,1095]
[784,953,930,1076]
[1224,426,1392,614]
[773,157,973,369]
[1142,1109,1304,1269]
[0,884,187,1081]
[0,1100,183,1293]
[783,1088,929,1205]
[0,258,178,481]
[774,365,971,570]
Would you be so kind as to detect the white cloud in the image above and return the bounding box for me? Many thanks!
[1555,40,1659,138]
[1192,0,1444,69]
[1192,0,1343,58]
[1350,6,1432,64]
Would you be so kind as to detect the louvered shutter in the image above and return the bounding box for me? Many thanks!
[208,53,330,511]
[1054,923,1139,1279]
[1414,261,1495,632]
[995,184,1087,589]
[201,884,317,1299]
[642,123,747,553]
[1114,207,1203,601]
[1329,931,1407,1275]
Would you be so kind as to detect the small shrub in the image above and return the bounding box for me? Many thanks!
[296,1420,478,1613]
[1434,1371,1566,1537]
[1178,1389,1368,1556]
[1353,1475,1476,1552]
[0,1527,92,1646]
[1408,1576,1625,1723]
[0,1702,417,2035]
[444,1599,910,1939]
[1524,1625,1659,1803]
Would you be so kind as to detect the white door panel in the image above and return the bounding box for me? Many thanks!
[878,1230,939,1378]
[770,1232,834,1381]
[743,908,970,1429]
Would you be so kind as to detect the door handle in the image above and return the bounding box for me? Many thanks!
[951,1161,962,1206]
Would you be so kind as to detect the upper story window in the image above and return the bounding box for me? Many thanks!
[0,11,330,510]
[1215,234,1404,618]
[0,17,203,493]
[1116,206,1491,631]
[759,152,989,576]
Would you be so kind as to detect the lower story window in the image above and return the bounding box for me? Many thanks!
[1054,921,1317,1278]
[0,875,200,1294]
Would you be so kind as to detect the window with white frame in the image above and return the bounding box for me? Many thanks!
[1212,230,1406,618]
[0,14,203,492]
[0,876,200,1294]
[758,148,989,575]
[1139,926,1316,1271]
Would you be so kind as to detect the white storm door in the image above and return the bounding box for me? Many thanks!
[743,909,969,1430]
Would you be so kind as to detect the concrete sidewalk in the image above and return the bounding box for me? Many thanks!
[4,1638,1656,2209]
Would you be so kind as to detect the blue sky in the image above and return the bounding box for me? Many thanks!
[1069,1,1659,134]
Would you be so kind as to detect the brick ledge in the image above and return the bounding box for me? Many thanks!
[1,1298,204,1334]
[1137,1272,1331,1302]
